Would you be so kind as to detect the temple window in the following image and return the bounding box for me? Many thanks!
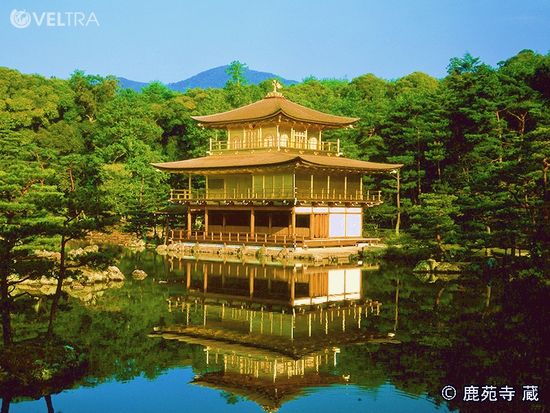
[296,215,310,228]
[225,212,250,226]
[208,178,224,190]
[255,212,270,227]
[209,213,223,226]
[244,129,259,148]
[232,136,241,149]
[309,137,318,150]
[293,130,306,148]
[272,213,289,227]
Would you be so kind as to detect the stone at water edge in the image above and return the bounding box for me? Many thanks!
[156,244,168,255]
[413,259,440,272]
[34,250,61,261]
[79,267,108,284]
[68,244,99,259]
[106,266,125,281]
[434,262,463,273]
[132,269,148,280]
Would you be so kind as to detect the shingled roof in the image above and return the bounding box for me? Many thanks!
[193,371,343,413]
[192,94,359,128]
[152,153,402,173]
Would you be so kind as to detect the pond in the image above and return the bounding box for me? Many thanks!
[3,249,546,413]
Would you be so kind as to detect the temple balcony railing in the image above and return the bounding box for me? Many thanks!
[169,229,306,246]
[169,188,382,204]
[208,137,341,155]
[167,230,382,248]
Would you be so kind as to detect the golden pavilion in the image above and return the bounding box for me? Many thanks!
[153,82,401,247]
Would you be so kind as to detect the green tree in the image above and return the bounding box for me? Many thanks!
[225,61,248,86]
[409,193,461,259]
[0,132,61,345]
[224,61,257,108]
[44,153,112,338]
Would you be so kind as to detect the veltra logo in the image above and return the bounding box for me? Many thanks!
[10,9,100,28]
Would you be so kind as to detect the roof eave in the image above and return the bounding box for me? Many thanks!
[191,112,359,129]
[151,160,299,174]
[152,158,404,174]
[296,160,403,172]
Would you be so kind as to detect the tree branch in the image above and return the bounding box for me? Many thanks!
[7,275,32,286]
[12,291,36,300]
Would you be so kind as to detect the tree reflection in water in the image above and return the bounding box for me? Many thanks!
[2,251,547,413]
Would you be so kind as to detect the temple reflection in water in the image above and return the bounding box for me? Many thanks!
[152,261,390,412]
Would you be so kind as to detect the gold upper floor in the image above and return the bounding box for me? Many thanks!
[209,125,341,156]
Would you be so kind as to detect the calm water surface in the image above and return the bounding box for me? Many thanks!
[4,249,546,413]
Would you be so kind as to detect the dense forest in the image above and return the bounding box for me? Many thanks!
[1,50,548,293]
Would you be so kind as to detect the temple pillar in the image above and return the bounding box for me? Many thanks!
[290,309,295,341]
[250,208,255,236]
[249,270,254,298]
[203,264,208,293]
[163,217,169,245]
[290,271,295,304]
[344,175,348,199]
[186,209,192,238]
[342,309,346,332]
[291,209,296,237]
[204,208,209,234]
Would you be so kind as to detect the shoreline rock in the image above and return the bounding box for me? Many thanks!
[413,259,466,274]
[131,269,148,280]
[11,265,125,304]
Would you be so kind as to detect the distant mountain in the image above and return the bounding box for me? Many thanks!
[118,65,298,92]
[117,77,149,91]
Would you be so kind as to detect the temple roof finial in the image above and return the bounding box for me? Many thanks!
[266,79,284,98]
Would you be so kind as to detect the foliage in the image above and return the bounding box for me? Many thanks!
[1,52,549,272]
[409,193,461,259]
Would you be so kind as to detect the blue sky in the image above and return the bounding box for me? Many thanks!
[1,0,549,82]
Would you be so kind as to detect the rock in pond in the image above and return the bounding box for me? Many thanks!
[106,266,125,281]
[132,269,148,280]
[414,259,465,275]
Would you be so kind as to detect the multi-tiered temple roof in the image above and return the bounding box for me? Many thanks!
[192,91,359,128]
